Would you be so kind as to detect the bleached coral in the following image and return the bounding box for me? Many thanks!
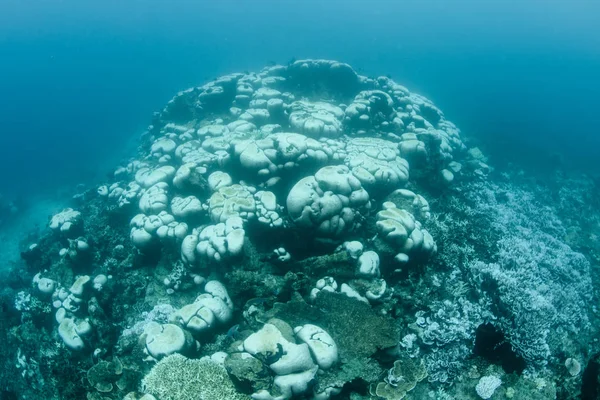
[475,376,502,399]
[171,281,234,336]
[344,137,409,191]
[130,211,188,248]
[141,353,247,400]
[344,90,402,134]
[208,184,257,223]
[139,182,170,214]
[230,132,335,183]
[135,166,176,188]
[49,208,82,235]
[465,179,593,368]
[181,216,245,264]
[376,201,436,262]
[413,298,491,383]
[233,321,338,400]
[143,322,192,359]
[288,101,344,138]
[287,165,371,237]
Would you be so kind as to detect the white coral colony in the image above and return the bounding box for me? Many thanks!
[287,165,370,237]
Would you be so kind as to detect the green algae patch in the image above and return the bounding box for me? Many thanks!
[266,291,398,360]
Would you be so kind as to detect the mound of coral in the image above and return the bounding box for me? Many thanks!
[2,59,599,400]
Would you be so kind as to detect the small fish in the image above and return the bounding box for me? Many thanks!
[246,297,270,307]
[265,343,284,365]
[226,324,241,340]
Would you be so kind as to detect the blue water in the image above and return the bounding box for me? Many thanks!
[1,0,599,198]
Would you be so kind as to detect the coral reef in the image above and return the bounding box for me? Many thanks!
[1,59,599,400]
[141,353,248,400]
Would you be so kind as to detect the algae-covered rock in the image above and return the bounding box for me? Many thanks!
[266,291,397,360]
[87,357,139,396]
[292,250,356,280]
[314,291,398,359]
[370,355,427,400]
[224,352,271,394]
[317,356,383,396]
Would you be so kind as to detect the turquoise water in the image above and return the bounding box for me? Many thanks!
[1,0,599,198]
[1,2,600,399]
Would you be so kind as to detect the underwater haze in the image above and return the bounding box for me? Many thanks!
[3,2,600,400]
[1,0,599,198]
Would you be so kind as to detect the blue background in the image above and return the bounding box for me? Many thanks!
[1,0,599,197]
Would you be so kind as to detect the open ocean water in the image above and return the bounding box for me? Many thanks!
[1,1,599,399]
